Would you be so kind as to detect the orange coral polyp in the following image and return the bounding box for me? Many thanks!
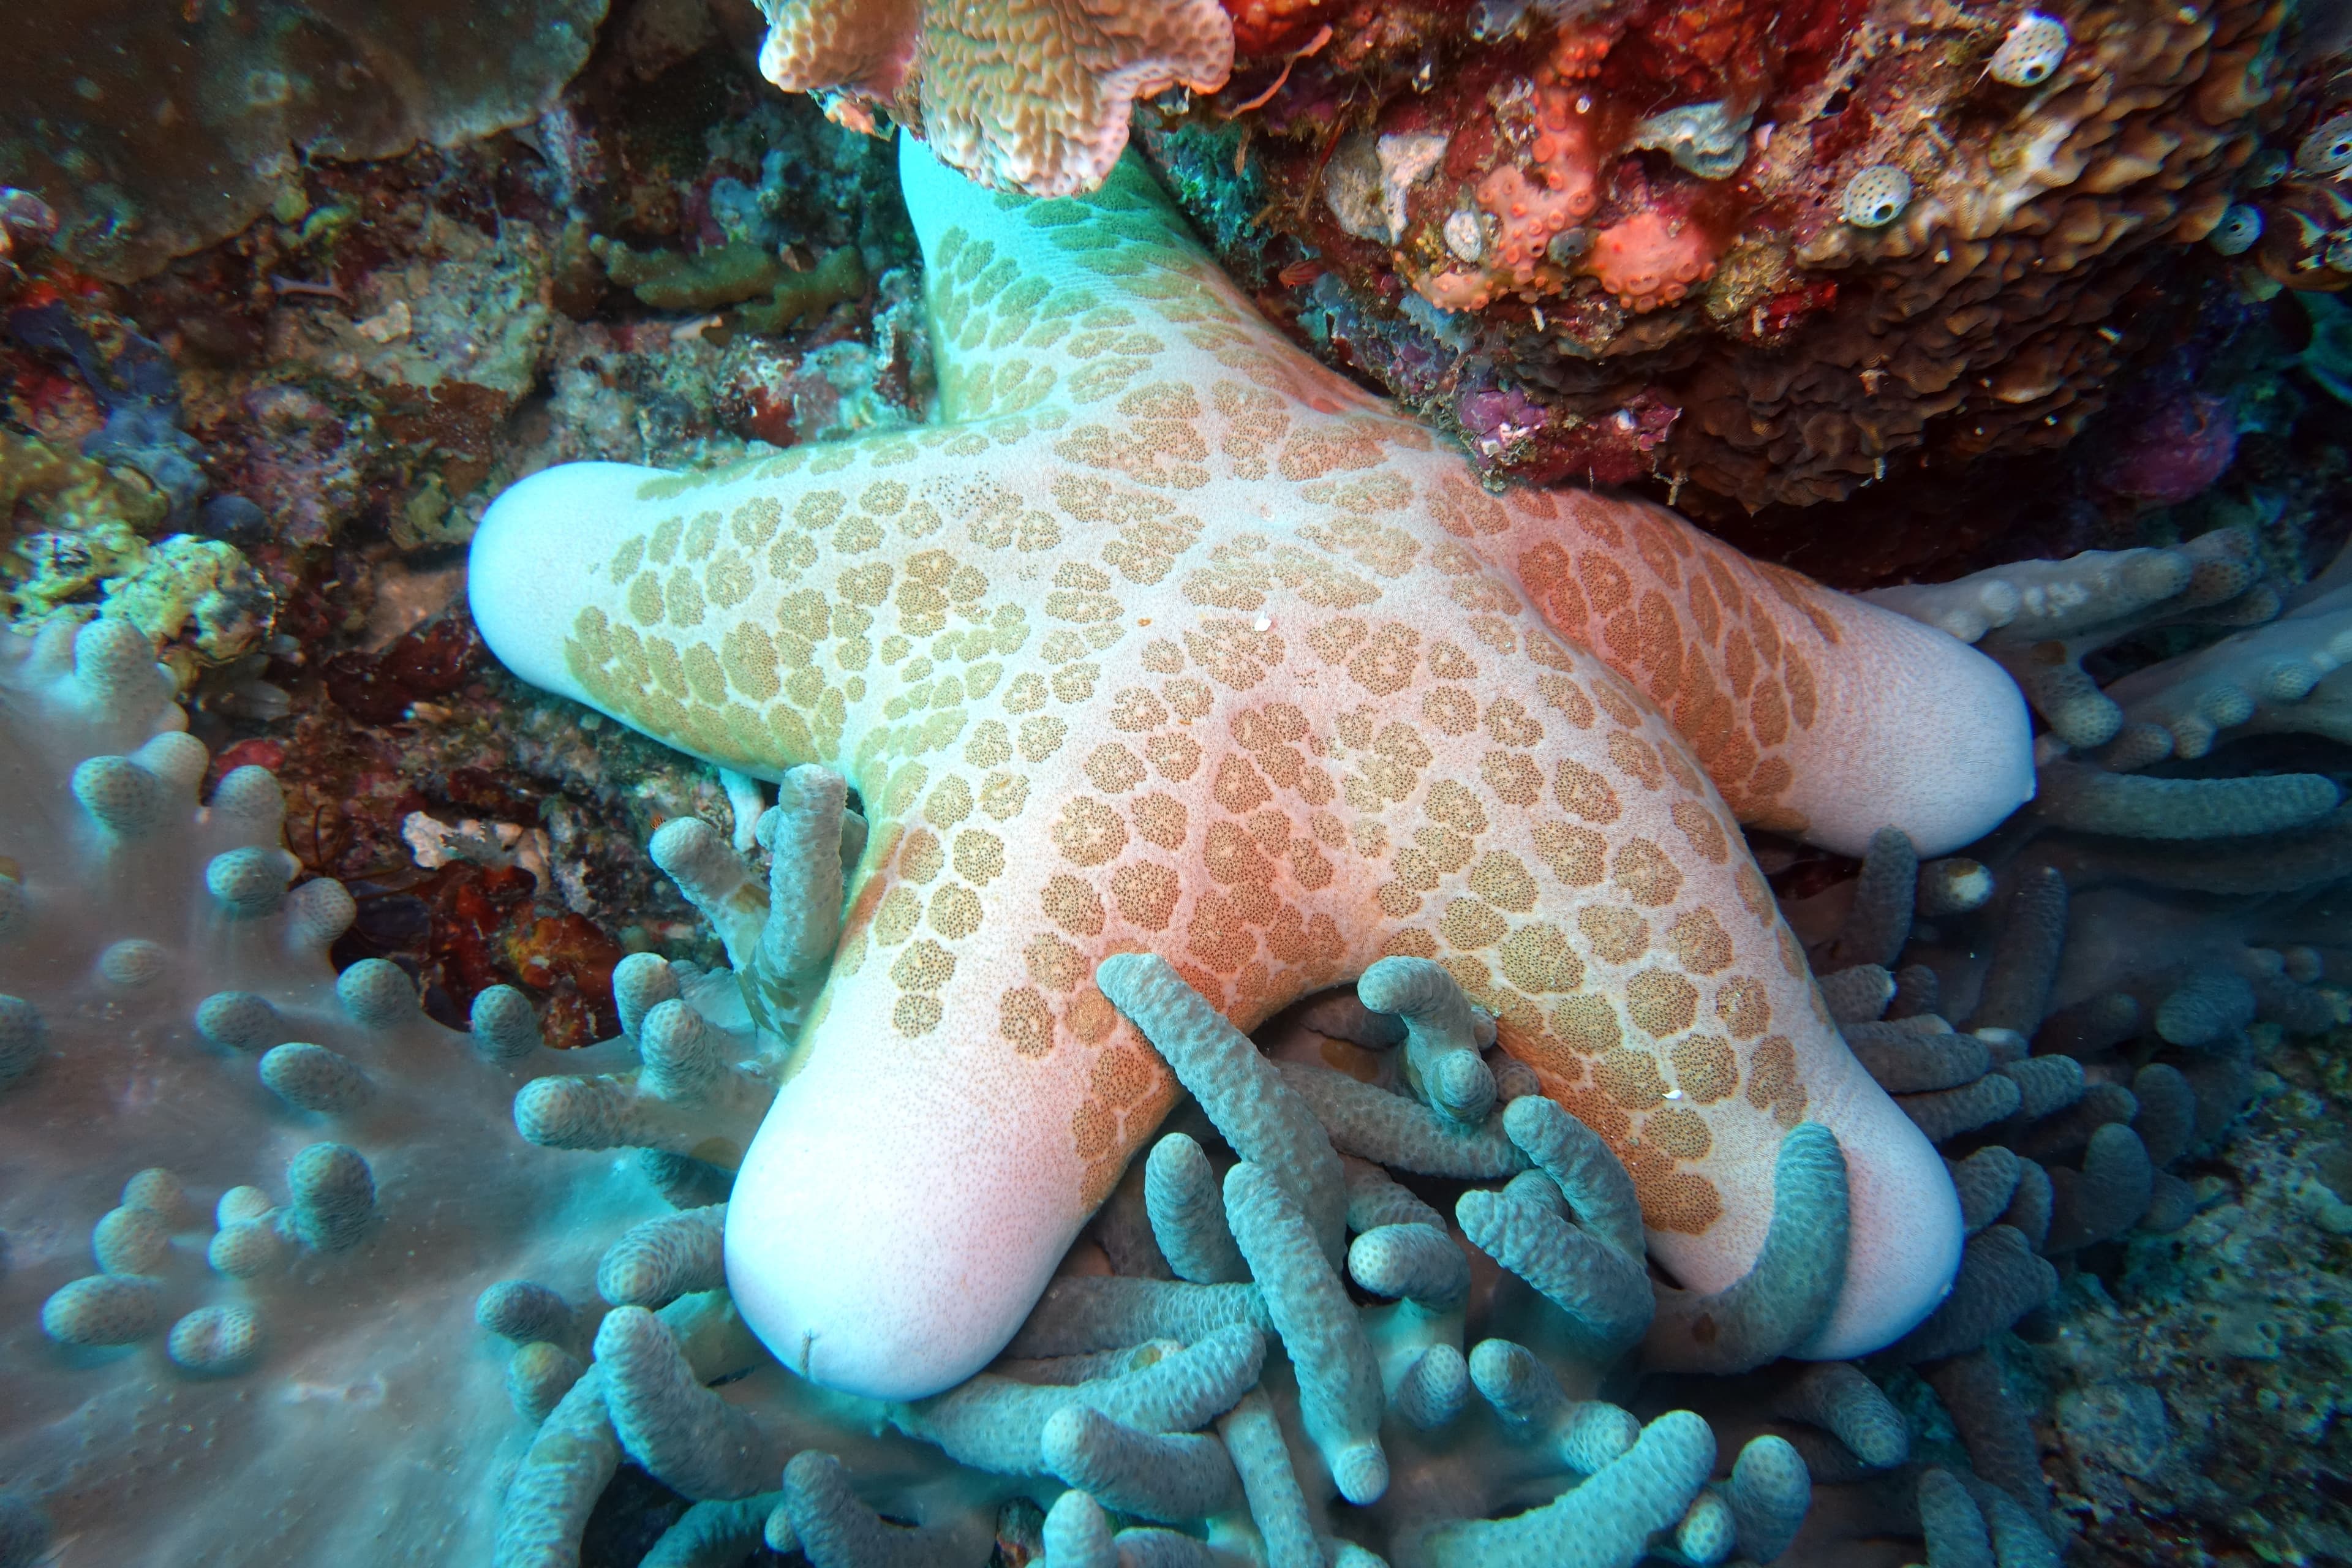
[1588,209,1721,312]
[1407,99,1604,315]
[1536,31,1611,83]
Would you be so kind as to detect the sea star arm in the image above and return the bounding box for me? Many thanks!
[1478,491,2035,857]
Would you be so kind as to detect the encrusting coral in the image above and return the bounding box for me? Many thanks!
[1118,0,2305,518]
[469,129,2038,1402]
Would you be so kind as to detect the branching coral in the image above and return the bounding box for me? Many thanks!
[0,595,2298,1568]
[1625,794,2330,1564]
[1591,512,2352,1559]
[494,905,1863,1568]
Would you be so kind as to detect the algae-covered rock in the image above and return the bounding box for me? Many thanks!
[0,0,611,280]
[102,535,273,670]
[589,235,865,330]
[2,429,167,623]
[2,430,267,669]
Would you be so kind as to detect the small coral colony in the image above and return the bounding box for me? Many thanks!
[3,0,2352,1564]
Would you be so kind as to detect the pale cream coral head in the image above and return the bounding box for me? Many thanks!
[756,0,1235,196]
[469,135,2023,1396]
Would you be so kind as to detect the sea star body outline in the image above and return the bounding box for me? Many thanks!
[470,135,2032,1399]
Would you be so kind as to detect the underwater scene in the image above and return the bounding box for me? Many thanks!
[4,0,2352,1563]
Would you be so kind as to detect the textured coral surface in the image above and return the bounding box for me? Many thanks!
[757,0,1236,195]
[1155,0,2317,525]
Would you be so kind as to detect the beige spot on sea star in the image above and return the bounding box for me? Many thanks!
[1671,1035,1738,1102]
[1042,874,1105,936]
[1611,839,1683,906]
[1532,821,1605,885]
[1112,863,1182,930]
[1552,995,1623,1054]
[1054,797,1128,865]
[1625,969,1698,1038]
[1577,907,1649,964]
[1131,792,1188,850]
[1001,987,1054,1055]
[1671,800,1729,863]
[1664,908,1733,974]
[1555,761,1621,823]
[1468,851,1537,911]
[1497,922,1583,993]
[1439,898,1508,949]
[1714,976,1770,1038]
[954,829,1006,884]
[1084,742,1148,793]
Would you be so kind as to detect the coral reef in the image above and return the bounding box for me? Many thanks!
[470,131,2053,1399]
[1133,0,2319,525]
[0,619,1978,1568]
[2,2,2349,1562]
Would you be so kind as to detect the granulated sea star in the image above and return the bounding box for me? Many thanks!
[469,135,2035,1401]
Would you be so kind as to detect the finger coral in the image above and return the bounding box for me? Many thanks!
[1725,796,2339,1564]
[3,606,2287,1568]
[470,132,2038,1400]
[497,943,1863,1566]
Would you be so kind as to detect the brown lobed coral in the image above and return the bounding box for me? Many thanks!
[1148,0,2304,516]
